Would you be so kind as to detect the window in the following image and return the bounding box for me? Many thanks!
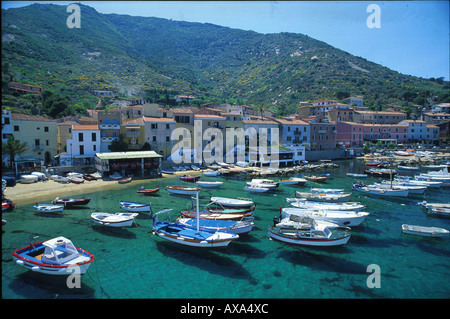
[104,119,111,125]
[153,136,157,142]
[93,145,96,151]
[151,123,158,129]
[166,124,170,129]
[44,126,49,132]
[92,133,96,141]
[46,140,49,146]
[14,125,19,131]
[79,132,83,142]
[166,136,170,142]
[112,120,118,125]
[35,139,40,146]
[79,145,84,155]
[4,118,10,125]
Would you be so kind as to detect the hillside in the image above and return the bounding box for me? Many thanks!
[2,3,448,117]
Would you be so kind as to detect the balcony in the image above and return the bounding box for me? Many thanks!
[101,137,119,142]
[317,130,326,134]
[99,124,120,130]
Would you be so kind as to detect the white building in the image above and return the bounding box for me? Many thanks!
[62,124,101,166]
[272,118,310,149]
[398,120,440,143]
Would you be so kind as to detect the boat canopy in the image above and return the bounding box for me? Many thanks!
[41,237,79,265]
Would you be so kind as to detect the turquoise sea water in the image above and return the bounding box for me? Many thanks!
[2,159,450,299]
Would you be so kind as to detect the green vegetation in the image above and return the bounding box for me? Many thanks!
[2,3,448,119]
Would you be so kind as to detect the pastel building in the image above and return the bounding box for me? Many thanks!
[62,124,101,166]
[398,120,440,142]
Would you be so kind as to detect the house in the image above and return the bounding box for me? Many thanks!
[143,116,176,159]
[354,110,407,124]
[122,117,145,150]
[422,112,450,125]
[398,120,440,143]
[327,107,356,123]
[336,121,365,148]
[9,82,43,95]
[63,124,100,166]
[302,117,336,151]
[342,96,364,108]
[97,110,121,152]
[2,109,13,142]
[10,113,58,165]
[361,123,408,144]
[95,151,163,177]
[57,120,79,153]
[271,118,310,149]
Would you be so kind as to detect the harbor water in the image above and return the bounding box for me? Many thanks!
[2,159,450,299]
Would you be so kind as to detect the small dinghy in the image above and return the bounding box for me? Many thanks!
[137,187,160,195]
[118,177,132,184]
[166,185,201,195]
[119,201,151,212]
[402,224,449,237]
[34,203,64,213]
[179,175,200,182]
[196,181,223,188]
[91,212,138,227]
[12,236,94,275]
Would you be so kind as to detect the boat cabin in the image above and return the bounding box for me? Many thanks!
[41,237,79,265]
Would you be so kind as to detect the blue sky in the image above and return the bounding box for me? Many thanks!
[2,1,449,80]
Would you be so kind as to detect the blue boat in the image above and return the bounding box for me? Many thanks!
[151,191,239,248]
[177,217,254,235]
[12,236,94,275]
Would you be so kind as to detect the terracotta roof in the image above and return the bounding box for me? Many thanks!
[72,124,99,130]
[143,116,176,123]
[194,114,226,120]
[11,113,56,122]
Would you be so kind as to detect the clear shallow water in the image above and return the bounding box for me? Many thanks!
[2,159,450,299]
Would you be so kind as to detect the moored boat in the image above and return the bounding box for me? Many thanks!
[346,173,368,178]
[195,181,223,188]
[33,203,64,212]
[179,175,200,182]
[68,176,84,184]
[91,212,138,227]
[137,187,160,195]
[268,223,350,247]
[279,177,307,185]
[119,201,151,212]
[177,217,254,235]
[294,191,351,202]
[304,175,327,183]
[286,198,365,211]
[352,182,409,197]
[202,170,221,177]
[161,169,175,174]
[12,236,94,275]
[210,197,254,208]
[52,197,91,207]
[118,177,132,184]
[166,185,201,195]
[402,224,449,237]
[244,185,271,192]
[280,207,369,227]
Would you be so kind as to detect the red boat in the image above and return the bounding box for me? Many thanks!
[364,162,381,167]
[52,198,91,207]
[2,199,16,211]
[137,187,160,195]
[118,177,132,184]
[179,175,200,182]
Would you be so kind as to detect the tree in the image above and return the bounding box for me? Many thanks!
[2,136,29,172]
[110,134,128,152]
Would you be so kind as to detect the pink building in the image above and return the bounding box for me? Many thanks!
[336,122,408,147]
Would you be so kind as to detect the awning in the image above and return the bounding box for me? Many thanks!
[95,151,163,160]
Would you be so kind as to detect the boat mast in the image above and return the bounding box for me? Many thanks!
[196,190,200,234]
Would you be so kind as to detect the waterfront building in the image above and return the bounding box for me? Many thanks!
[63,124,100,166]
[354,110,407,124]
[143,116,176,159]
[94,150,162,177]
[398,120,440,143]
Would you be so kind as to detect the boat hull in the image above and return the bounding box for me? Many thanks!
[11,242,94,275]
[281,208,369,227]
[119,201,151,212]
[166,186,201,195]
[402,224,449,237]
[268,227,350,247]
[91,213,137,227]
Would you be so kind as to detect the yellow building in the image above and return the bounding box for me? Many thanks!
[10,113,58,164]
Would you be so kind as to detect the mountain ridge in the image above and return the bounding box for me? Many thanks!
[2,3,448,117]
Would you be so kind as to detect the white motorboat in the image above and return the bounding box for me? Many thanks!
[286,198,365,211]
[311,188,345,194]
[247,179,279,188]
[19,174,38,183]
[203,170,221,177]
[402,224,449,237]
[395,176,442,188]
[352,183,409,197]
[235,161,249,168]
[91,212,138,227]
[268,221,350,247]
[31,172,46,180]
[279,177,307,185]
[51,175,69,183]
[419,201,450,210]
[33,203,64,212]
[280,207,369,227]
[210,197,254,208]
[166,185,201,195]
[119,201,151,212]
[397,165,420,171]
[294,191,351,202]
[346,173,368,178]
[375,182,427,195]
[109,172,123,180]
[195,181,223,188]
[244,185,271,192]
